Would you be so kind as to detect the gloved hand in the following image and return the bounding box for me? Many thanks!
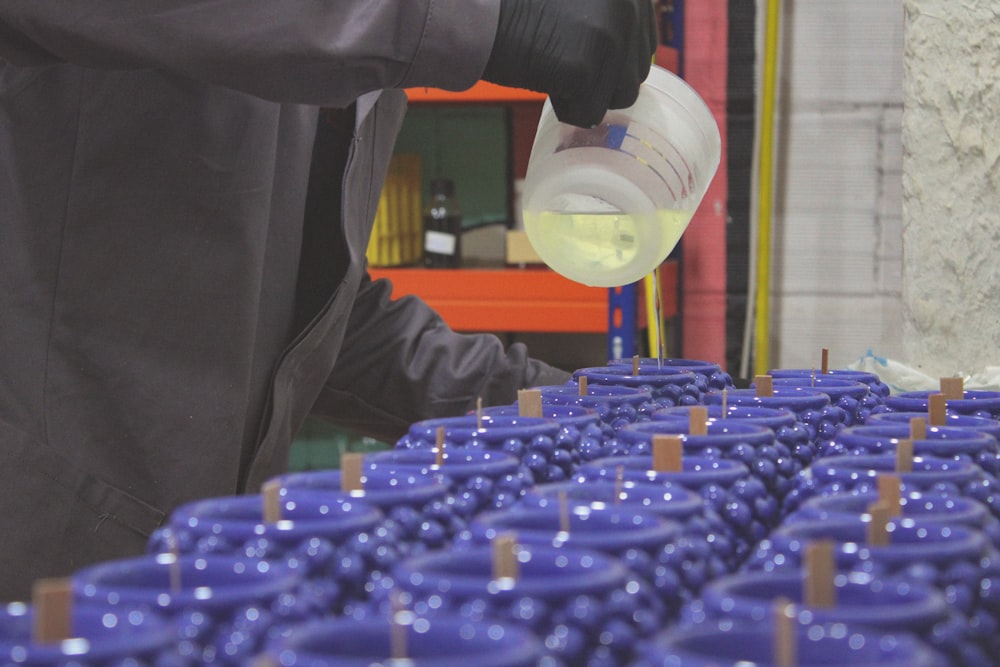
[482,0,657,128]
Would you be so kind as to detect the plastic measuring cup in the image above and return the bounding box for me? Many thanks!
[521,64,721,287]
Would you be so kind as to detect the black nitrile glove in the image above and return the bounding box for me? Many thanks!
[482,0,657,128]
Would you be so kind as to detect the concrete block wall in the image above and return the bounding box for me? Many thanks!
[771,0,905,370]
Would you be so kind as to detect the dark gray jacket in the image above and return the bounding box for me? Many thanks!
[0,1,568,601]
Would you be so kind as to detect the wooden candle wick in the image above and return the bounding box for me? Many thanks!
[867,501,891,547]
[896,438,914,474]
[262,480,282,524]
[689,406,708,436]
[32,578,73,644]
[492,532,519,581]
[755,374,773,398]
[558,490,570,534]
[878,474,903,518]
[940,376,964,401]
[909,416,927,442]
[435,426,446,467]
[167,532,182,594]
[821,348,829,374]
[810,367,816,387]
[803,540,836,608]
[390,589,408,661]
[476,396,483,429]
[578,376,588,396]
[614,465,624,504]
[340,452,364,493]
[721,387,728,418]
[518,389,543,418]
[632,354,640,376]
[928,393,947,426]
[652,435,683,472]
[773,597,797,667]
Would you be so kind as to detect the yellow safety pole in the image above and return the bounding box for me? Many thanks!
[754,0,782,375]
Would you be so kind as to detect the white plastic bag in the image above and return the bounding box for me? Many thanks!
[848,349,1000,394]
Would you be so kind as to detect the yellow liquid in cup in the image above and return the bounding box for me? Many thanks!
[523,209,693,287]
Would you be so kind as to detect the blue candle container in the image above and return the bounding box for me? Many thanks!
[828,424,1000,509]
[607,357,734,392]
[684,571,971,667]
[886,390,1000,420]
[482,403,611,468]
[577,455,767,565]
[781,453,1000,517]
[868,411,1000,442]
[256,615,544,667]
[617,420,796,508]
[572,366,702,410]
[363,447,529,517]
[767,376,880,426]
[786,491,1000,548]
[0,602,182,667]
[266,468,460,557]
[538,383,654,432]
[395,414,569,483]
[743,518,1000,661]
[147,492,394,615]
[633,618,944,667]
[371,543,663,666]
[703,386,848,458]
[459,504,688,620]
[73,554,313,666]
[518,479,733,588]
[654,404,816,467]
[769,367,892,401]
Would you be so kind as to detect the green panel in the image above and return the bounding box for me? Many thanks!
[394,106,510,228]
[288,418,392,472]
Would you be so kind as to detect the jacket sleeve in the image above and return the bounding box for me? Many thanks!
[0,0,499,106]
[311,273,573,444]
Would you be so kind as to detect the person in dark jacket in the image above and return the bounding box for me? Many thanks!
[0,0,656,601]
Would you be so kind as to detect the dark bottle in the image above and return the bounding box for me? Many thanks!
[422,178,462,268]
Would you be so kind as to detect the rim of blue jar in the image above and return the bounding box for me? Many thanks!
[772,519,987,567]
[809,454,982,486]
[646,619,938,666]
[700,570,949,630]
[868,411,1000,438]
[572,365,699,387]
[271,469,449,511]
[580,455,750,487]
[703,386,831,411]
[653,404,798,430]
[887,389,1000,412]
[168,493,383,543]
[74,554,301,612]
[835,423,998,456]
[769,368,884,385]
[521,480,704,521]
[608,357,723,375]
[796,491,990,527]
[0,603,176,663]
[395,543,628,600]
[483,403,601,428]
[407,415,561,444]
[469,505,682,553]
[769,377,871,400]
[619,420,776,452]
[540,383,653,406]
[364,448,520,482]
[261,615,543,667]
